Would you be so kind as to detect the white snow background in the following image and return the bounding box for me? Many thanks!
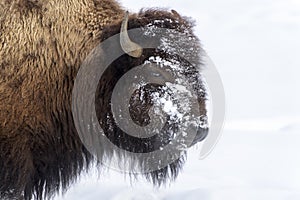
[57,0,300,199]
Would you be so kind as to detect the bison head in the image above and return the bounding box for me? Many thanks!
[72,9,209,185]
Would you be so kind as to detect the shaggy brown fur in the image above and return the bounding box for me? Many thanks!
[0,0,208,199]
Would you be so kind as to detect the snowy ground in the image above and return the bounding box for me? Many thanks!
[57,0,300,199]
[56,120,300,200]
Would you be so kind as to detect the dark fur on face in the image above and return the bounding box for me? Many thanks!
[0,1,207,200]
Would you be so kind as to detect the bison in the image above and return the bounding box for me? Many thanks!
[0,0,208,199]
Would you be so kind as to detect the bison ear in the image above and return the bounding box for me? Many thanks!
[120,11,143,58]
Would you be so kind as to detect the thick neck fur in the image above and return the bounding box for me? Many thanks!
[0,0,124,132]
[0,1,124,199]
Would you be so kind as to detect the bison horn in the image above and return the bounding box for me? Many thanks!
[120,11,143,58]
